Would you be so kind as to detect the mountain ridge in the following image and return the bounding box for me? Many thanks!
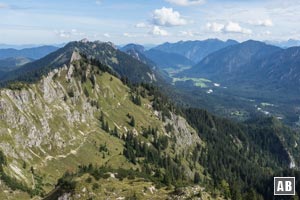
[179,40,300,94]
[0,45,59,60]
[121,43,194,70]
[153,39,239,63]
[0,40,165,86]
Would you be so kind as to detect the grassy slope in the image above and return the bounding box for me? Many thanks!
[0,60,221,199]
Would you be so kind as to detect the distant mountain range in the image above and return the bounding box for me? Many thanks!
[265,39,300,48]
[0,40,165,85]
[121,44,194,70]
[0,45,59,60]
[2,38,300,125]
[0,43,65,50]
[121,39,239,70]
[153,39,239,63]
[0,57,33,72]
[179,40,300,93]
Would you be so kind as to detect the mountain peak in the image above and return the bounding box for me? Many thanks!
[242,39,270,46]
[80,38,89,43]
[121,43,145,53]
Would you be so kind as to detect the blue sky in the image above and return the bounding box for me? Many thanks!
[0,0,299,45]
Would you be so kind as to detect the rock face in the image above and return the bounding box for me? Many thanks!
[0,62,97,184]
[165,112,201,149]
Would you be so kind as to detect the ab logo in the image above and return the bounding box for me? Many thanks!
[274,177,295,195]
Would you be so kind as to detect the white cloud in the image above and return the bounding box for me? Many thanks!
[206,22,225,33]
[265,30,271,35]
[224,22,252,34]
[55,30,71,38]
[165,0,205,6]
[262,30,272,35]
[123,33,137,37]
[103,33,111,38]
[152,7,187,27]
[179,30,197,37]
[207,21,252,34]
[55,29,85,38]
[149,26,169,36]
[135,22,148,28]
[249,19,273,27]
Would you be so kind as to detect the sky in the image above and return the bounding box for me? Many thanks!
[0,0,300,45]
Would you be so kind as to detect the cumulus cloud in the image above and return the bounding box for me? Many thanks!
[165,0,205,6]
[152,7,187,26]
[249,19,273,27]
[149,26,169,36]
[207,21,252,34]
[206,22,224,33]
[224,21,252,34]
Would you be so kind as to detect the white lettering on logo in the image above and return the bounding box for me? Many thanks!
[277,181,284,192]
[286,181,292,191]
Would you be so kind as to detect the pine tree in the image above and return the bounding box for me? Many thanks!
[130,116,135,127]
[163,172,171,186]
[113,126,118,137]
[22,161,27,169]
[101,120,105,130]
[84,87,89,97]
[194,172,201,184]
[90,75,96,88]
[105,121,109,132]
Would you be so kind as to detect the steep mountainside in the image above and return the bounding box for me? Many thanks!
[180,40,281,78]
[144,49,194,69]
[0,40,164,85]
[121,44,194,70]
[120,43,145,53]
[120,44,157,67]
[0,54,220,199]
[254,46,300,89]
[154,39,238,63]
[0,46,59,60]
[179,40,300,93]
